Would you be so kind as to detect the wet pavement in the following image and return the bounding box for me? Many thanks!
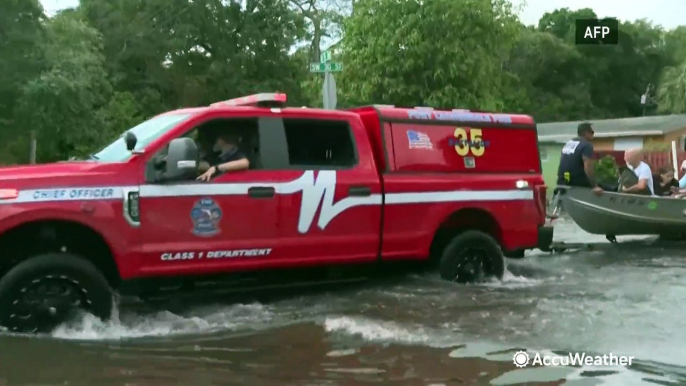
[2,219,686,385]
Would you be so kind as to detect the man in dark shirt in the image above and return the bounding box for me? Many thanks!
[556,122,603,195]
[197,132,250,181]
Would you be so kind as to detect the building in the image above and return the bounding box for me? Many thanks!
[537,114,686,194]
[537,141,564,195]
[538,114,686,151]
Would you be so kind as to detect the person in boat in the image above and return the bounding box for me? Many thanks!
[621,148,655,196]
[652,166,679,197]
[556,122,603,195]
[677,160,686,190]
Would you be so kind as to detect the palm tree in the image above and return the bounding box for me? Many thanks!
[658,60,686,113]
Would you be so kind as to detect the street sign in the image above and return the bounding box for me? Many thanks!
[323,72,337,110]
[320,50,331,63]
[309,62,343,73]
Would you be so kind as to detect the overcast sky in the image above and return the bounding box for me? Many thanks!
[41,0,685,30]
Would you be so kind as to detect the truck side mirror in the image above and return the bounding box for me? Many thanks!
[163,138,199,181]
[124,131,138,151]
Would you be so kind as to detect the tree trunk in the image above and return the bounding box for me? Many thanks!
[312,18,322,63]
[29,130,36,164]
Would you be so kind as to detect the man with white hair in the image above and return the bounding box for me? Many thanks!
[621,148,654,196]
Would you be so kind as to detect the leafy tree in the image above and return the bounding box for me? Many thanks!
[3,0,686,164]
[340,0,521,109]
[13,13,112,162]
[657,61,686,113]
[506,28,593,121]
[0,0,46,163]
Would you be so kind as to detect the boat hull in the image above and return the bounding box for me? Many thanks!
[558,186,686,236]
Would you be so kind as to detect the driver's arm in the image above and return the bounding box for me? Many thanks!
[215,157,249,173]
[198,153,249,181]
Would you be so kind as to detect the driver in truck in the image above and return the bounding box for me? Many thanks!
[197,132,250,181]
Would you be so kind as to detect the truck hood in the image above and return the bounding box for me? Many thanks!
[0,162,117,181]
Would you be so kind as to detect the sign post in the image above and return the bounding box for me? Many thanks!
[309,50,342,109]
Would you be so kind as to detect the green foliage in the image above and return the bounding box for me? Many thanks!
[658,61,686,113]
[595,155,619,185]
[339,0,521,109]
[3,0,686,164]
[643,140,671,151]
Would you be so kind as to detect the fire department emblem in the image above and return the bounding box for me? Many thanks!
[190,198,223,237]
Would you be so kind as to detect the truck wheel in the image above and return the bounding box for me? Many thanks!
[659,233,683,241]
[439,230,505,283]
[0,253,113,333]
[504,249,526,259]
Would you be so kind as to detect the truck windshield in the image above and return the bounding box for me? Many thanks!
[91,113,192,162]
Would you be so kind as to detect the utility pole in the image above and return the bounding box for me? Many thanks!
[309,49,343,109]
[29,130,36,164]
[640,84,656,116]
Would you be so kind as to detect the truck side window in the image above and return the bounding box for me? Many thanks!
[145,118,261,182]
[283,119,357,169]
[195,118,261,171]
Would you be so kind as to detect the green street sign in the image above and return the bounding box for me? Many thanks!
[309,62,343,73]
[320,50,331,63]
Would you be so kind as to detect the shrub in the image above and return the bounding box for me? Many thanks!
[595,155,619,185]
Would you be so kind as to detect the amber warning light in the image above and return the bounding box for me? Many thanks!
[0,189,18,200]
[210,93,287,108]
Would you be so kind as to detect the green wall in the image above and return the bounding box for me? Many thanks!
[539,142,562,197]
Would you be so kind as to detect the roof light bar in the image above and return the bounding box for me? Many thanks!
[211,93,287,108]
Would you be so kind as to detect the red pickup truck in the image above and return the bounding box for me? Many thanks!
[0,93,552,333]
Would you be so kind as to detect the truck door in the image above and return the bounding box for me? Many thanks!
[274,116,383,265]
[135,115,289,277]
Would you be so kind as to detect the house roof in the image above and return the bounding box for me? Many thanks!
[537,114,686,143]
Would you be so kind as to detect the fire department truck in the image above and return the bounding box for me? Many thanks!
[0,93,552,333]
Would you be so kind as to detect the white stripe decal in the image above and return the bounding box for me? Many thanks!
[385,190,533,204]
[0,171,533,233]
[2,186,125,204]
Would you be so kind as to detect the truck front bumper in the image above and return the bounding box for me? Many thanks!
[537,225,554,252]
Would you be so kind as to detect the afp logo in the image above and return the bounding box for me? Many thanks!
[575,18,619,45]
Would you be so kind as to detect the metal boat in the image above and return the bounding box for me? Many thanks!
[552,186,686,236]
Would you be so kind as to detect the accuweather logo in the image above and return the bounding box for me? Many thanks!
[512,351,634,368]
[575,18,619,45]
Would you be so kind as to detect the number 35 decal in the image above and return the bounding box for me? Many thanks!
[453,128,489,157]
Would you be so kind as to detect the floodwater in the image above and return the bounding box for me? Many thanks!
[2,219,686,385]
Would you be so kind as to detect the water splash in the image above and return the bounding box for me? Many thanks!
[50,303,274,341]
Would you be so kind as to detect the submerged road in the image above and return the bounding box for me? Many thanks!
[1,219,685,385]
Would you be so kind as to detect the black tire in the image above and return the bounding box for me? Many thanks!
[504,249,526,259]
[659,233,684,242]
[439,230,505,283]
[0,253,113,333]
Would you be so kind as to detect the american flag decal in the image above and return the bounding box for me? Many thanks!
[407,130,433,149]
